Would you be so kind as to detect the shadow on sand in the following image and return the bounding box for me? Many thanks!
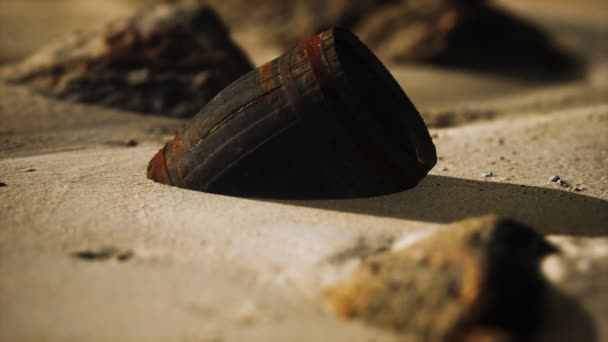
[536,287,598,342]
[274,175,608,237]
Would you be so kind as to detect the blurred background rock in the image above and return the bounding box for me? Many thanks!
[2,0,606,70]
[2,0,606,116]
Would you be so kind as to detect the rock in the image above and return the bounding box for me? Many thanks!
[324,216,559,341]
[72,247,134,262]
[549,175,562,183]
[125,139,138,147]
[211,0,581,79]
[2,1,254,118]
[548,175,571,187]
[355,1,582,79]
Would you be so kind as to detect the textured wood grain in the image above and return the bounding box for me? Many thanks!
[150,28,437,199]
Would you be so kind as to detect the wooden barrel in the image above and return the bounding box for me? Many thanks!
[147,27,436,199]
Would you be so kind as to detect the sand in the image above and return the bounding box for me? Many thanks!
[1,0,607,341]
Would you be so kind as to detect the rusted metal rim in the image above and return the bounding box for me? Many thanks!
[147,147,172,185]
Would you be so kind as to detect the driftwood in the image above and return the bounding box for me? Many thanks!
[2,2,254,118]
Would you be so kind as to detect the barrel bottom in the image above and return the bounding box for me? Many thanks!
[201,119,424,200]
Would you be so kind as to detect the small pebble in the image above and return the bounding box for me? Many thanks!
[573,186,585,192]
[481,172,494,178]
[549,175,569,187]
[0,182,6,187]
[21,168,36,173]
[126,139,139,147]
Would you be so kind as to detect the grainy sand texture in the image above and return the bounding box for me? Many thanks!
[0,0,607,341]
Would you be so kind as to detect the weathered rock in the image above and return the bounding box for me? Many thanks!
[357,1,582,79]
[211,0,581,79]
[2,2,254,118]
[325,216,559,341]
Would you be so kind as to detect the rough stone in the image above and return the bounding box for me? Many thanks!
[211,0,581,79]
[2,1,254,118]
[325,216,560,341]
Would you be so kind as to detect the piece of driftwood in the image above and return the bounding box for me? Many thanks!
[325,216,558,341]
[148,28,436,199]
[2,2,253,118]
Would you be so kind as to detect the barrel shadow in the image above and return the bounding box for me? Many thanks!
[274,175,608,237]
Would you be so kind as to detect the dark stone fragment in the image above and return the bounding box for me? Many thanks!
[125,139,138,147]
[3,2,254,118]
[72,247,134,262]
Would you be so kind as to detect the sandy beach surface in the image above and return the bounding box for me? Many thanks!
[1,0,607,341]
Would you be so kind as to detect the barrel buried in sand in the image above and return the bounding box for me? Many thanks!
[148,28,437,199]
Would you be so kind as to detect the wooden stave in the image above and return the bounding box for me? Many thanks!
[150,28,436,199]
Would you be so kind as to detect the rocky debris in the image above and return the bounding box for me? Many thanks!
[126,139,139,147]
[325,216,562,341]
[548,175,584,191]
[106,139,139,147]
[549,175,562,183]
[481,171,494,178]
[0,182,7,187]
[2,1,254,118]
[547,176,589,192]
[72,247,134,262]
[211,0,581,79]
